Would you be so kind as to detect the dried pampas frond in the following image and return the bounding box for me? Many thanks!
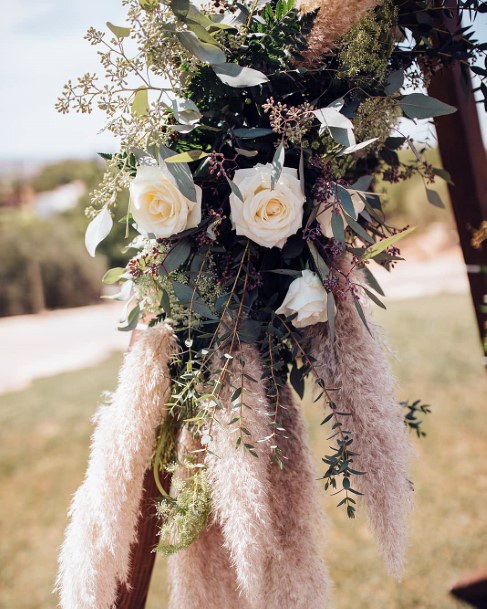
[56,324,177,609]
[297,0,382,61]
[263,385,331,609]
[168,429,248,609]
[307,260,412,577]
[168,521,249,609]
[205,343,275,604]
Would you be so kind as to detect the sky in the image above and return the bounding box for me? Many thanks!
[0,0,486,164]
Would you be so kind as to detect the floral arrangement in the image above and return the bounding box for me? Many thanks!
[56,1,486,608]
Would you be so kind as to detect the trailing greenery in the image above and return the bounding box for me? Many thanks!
[57,0,484,540]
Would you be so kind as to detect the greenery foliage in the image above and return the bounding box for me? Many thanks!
[57,0,484,536]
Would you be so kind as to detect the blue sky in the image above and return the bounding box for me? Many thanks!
[0,0,485,162]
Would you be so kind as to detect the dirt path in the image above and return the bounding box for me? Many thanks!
[0,230,469,394]
[0,302,130,394]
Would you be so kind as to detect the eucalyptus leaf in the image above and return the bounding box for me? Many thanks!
[336,185,356,218]
[331,212,345,243]
[399,93,456,119]
[329,126,355,148]
[106,22,131,39]
[234,127,274,138]
[362,265,385,296]
[172,281,195,303]
[85,207,113,257]
[432,167,453,184]
[339,138,377,156]
[426,188,445,208]
[119,304,141,332]
[327,292,335,341]
[132,88,149,117]
[235,147,258,157]
[353,299,372,336]
[362,286,386,309]
[271,142,285,189]
[165,150,209,163]
[159,145,197,202]
[172,98,202,125]
[160,240,192,275]
[385,69,404,95]
[187,22,217,44]
[176,30,226,64]
[343,213,374,244]
[308,241,329,280]
[170,0,190,18]
[212,63,269,87]
[361,226,416,261]
[102,267,125,285]
[226,176,244,202]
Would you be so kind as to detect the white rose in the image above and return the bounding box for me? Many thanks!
[276,270,329,328]
[317,191,366,238]
[130,164,202,238]
[229,163,305,249]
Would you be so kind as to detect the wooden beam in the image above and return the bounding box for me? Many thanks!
[427,1,487,361]
[114,469,171,609]
[114,329,171,609]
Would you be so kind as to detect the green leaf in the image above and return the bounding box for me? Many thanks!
[353,299,372,336]
[361,226,416,261]
[160,289,172,317]
[235,147,258,157]
[385,69,404,95]
[172,281,195,303]
[85,207,113,257]
[331,213,345,243]
[160,240,192,275]
[187,22,217,45]
[327,292,335,340]
[102,267,125,285]
[271,142,285,189]
[164,150,209,163]
[362,286,386,309]
[170,0,190,18]
[106,22,131,38]
[159,145,197,202]
[226,176,244,202]
[362,266,385,296]
[343,213,374,244]
[432,167,453,185]
[337,185,356,218]
[399,93,456,119]
[176,30,226,64]
[212,63,269,87]
[172,98,202,125]
[234,127,273,139]
[132,88,149,117]
[119,305,141,332]
[426,188,445,208]
[307,241,329,280]
[339,138,377,156]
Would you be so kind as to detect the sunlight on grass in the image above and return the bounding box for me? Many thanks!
[0,294,485,609]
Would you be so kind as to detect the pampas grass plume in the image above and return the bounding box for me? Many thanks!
[307,259,412,577]
[56,324,177,609]
[297,0,381,60]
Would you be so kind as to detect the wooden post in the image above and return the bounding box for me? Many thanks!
[115,469,171,609]
[426,0,487,360]
[114,329,172,609]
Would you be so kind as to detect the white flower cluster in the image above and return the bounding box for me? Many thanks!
[129,161,330,328]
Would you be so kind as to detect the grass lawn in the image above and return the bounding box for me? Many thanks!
[0,294,485,609]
